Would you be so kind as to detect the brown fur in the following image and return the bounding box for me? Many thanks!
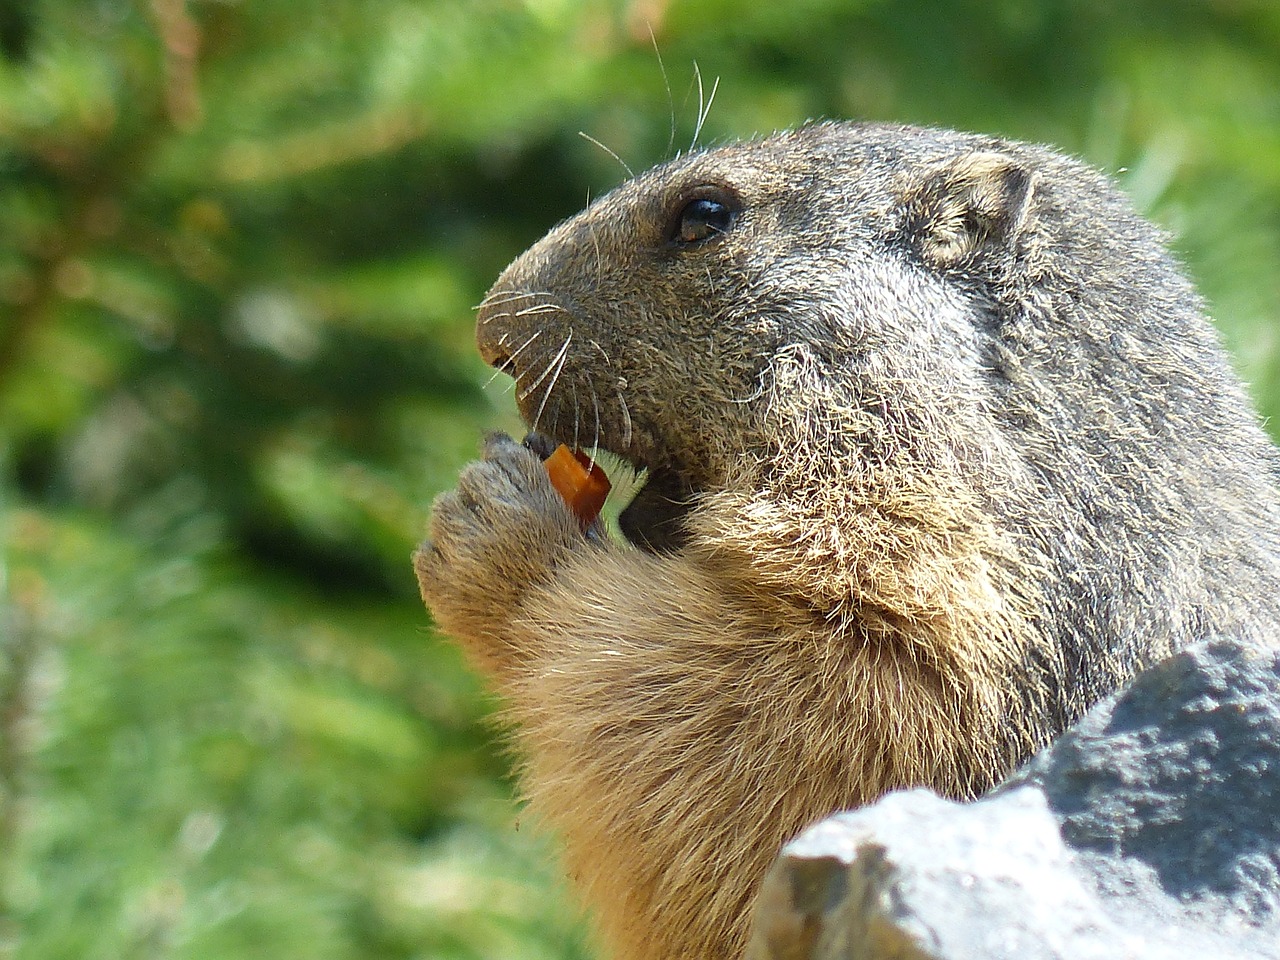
[416,122,1280,959]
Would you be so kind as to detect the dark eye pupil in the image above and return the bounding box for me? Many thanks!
[677,198,734,244]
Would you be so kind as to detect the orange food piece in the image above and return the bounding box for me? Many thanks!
[544,444,610,529]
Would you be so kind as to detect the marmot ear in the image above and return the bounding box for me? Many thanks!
[907,151,1035,268]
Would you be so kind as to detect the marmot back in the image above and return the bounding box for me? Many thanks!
[417,121,1280,960]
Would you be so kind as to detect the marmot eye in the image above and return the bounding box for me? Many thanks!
[672,196,738,246]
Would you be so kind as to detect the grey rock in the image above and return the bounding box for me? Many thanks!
[746,639,1280,960]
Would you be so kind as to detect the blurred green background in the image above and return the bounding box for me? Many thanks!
[0,1,1277,958]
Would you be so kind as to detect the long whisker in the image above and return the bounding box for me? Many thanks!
[507,329,544,362]
[585,337,628,452]
[589,217,604,278]
[646,21,676,159]
[690,62,705,151]
[588,383,602,471]
[578,131,634,180]
[514,303,565,318]
[481,330,542,391]
[477,289,551,306]
[618,387,633,451]
[531,333,572,431]
[518,347,561,405]
[729,375,767,405]
[519,330,570,401]
[571,381,581,452]
[485,329,544,391]
[588,338,612,365]
[475,290,551,313]
[482,332,513,389]
[692,67,720,149]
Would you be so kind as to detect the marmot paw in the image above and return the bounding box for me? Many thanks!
[415,432,584,636]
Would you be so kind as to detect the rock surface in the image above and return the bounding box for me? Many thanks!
[746,639,1280,960]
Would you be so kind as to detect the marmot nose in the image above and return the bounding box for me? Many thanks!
[476,324,510,371]
[475,298,514,371]
[475,285,569,374]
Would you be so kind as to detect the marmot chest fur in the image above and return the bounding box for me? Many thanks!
[416,121,1280,960]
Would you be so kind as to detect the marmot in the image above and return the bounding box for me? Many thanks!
[415,122,1280,960]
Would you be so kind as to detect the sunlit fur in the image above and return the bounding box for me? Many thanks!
[417,122,1280,960]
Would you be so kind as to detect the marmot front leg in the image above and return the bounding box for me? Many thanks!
[415,432,585,676]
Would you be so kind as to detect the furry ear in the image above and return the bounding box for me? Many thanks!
[907,151,1034,267]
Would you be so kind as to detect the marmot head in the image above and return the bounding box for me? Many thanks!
[474,122,1205,554]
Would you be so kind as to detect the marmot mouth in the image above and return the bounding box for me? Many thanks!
[481,322,697,553]
[523,430,695,554]
[614,464,694,553]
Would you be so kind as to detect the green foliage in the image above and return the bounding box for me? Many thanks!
[0,1,1277,957]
